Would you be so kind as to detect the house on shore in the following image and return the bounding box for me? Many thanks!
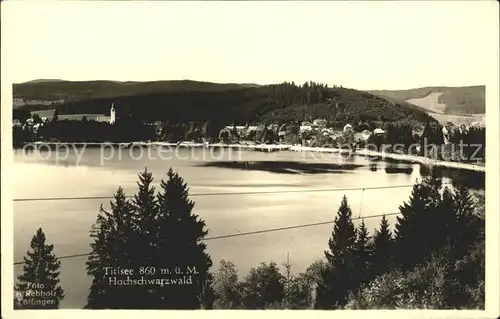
[354,130,372,145]
[300,125,313,133]
[373,128,386,135]
[343,124,353,132]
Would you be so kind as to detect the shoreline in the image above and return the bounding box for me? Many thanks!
[20,141,486,173]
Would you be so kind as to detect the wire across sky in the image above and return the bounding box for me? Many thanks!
[13,182,453,202]
[13,212,400,265]
[12,181,455,265]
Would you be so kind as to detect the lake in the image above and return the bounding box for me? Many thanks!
[12,146,485,308]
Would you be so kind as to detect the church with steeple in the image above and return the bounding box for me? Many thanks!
[109,103,116,124]
[39,102,118,123]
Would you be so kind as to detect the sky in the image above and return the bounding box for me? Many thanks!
[1,1,498,90]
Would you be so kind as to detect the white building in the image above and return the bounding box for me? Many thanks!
[343,124,353,132]
[110,103,116,124]
[55,103,116,123]
[373,128,385,135]
[224,125,246,131]
[300,125,313,133]
[442,126,450,144]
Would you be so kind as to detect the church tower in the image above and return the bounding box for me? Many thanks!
[110,103,116,124]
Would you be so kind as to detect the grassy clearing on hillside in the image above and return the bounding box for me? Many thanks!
[407,92,447,114]
[369,86,485,114]
[392,91,485,126]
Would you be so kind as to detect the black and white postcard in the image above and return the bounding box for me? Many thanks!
[1,1,499,318]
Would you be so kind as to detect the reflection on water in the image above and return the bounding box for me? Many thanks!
[385,164,413,175]
[418,165,485,190]
[12,148,485,308]
[201,161,364,174]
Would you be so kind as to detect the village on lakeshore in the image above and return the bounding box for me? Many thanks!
[13,90,486,172]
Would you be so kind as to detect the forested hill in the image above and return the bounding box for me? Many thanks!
[369,86,485,115]
[13,80,258,104]
[15,82,437,125]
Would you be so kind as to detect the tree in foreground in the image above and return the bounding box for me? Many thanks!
[346,242,485,309]
[395,176,483,272]
[433,187,458,250]
[284,272,314,309]
[15,228,64,309]
[352,220,372,291]
[371,215,394,277]
[346,254,450,309]
[347,182,485,309]
[154,168,213,308]
[200,271,215,309]
[394,177,442,269]
[316,195,357,309]
[86,187,136,308]
[240,262,285,309]
[452,184,483,257]
[86,168,212,309]
[281,255,315,309]
[213,259,241,308]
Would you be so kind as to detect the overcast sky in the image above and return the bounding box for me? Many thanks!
[2,1,498,90]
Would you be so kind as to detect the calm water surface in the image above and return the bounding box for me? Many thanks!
[12,147,484,308]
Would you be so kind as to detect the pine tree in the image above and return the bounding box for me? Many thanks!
[283,254,292,307]
[371,215,394,277]
[394,177,442,270]
[86,212,114,309]
[155,168,212,309]
[86,187,136,309]
[353,220,372,291]
[452,185,482,257]
[86,169,213,309]
[131,169,158,278]
[325,196,357,266]
[316,195,357,309]
[423,175,454,257]
[424,173,443,203]
[434,187,457,251]
[15,228,64,309]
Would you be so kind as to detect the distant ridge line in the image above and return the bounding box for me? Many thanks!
[18,79,261,86]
